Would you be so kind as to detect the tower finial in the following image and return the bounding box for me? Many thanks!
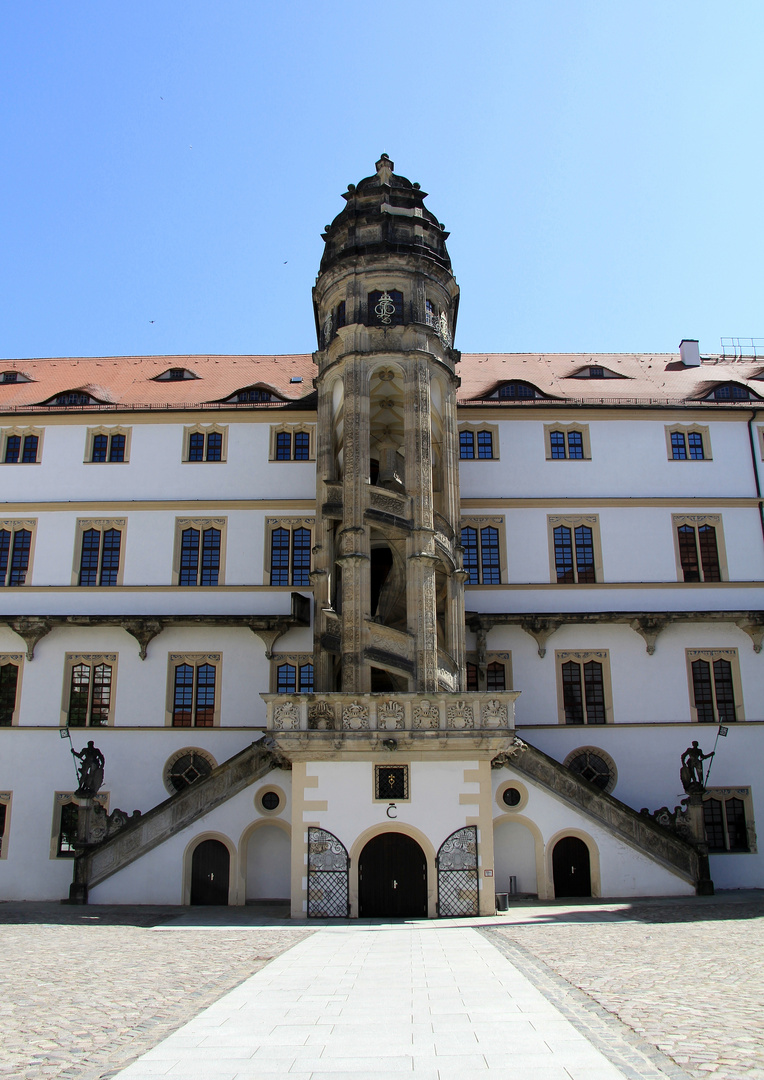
[375,153,394,186]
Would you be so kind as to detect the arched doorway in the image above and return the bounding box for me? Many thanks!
[358,833,427,918]
[190,839,230,905]
[552,836,591,898]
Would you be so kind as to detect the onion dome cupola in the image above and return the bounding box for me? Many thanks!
[313,155,460,369]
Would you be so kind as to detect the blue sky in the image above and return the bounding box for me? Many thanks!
[1,1,762,360]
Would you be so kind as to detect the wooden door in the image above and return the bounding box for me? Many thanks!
[190,839,230,905]
[552,836,591,898]
[359,833,427,918]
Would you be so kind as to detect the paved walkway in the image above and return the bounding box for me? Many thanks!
[113,925,636,1080]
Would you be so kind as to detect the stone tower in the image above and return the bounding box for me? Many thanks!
[311,155,466,694]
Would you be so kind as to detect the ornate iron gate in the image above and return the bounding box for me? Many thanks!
[437,825,479,917]
[307,827,350,918]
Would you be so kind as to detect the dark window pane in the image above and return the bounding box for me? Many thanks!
[2,372,17,383]
[79,529,101,587]
[703,798,725,850]
[574,525,595,583]
[69,664,91,727]
[179,528,200,586]
[671,432,687,459]
[0,664,18,726]
[554,526,574,583]
[480,526,500,585]
[90,663,112,726]
[583,660,606,723]
[299,663,314,692]
[92,434,108,462]
[294,432,310,460]
[206,432,222,462]
[712,659,736,722]
[725,798,748,851]
[277,663,296,693]
[195,664,216,726]
[461,526,478,585]
[567,431,584,459]
[172,664,194,726]
[498,382,535,399]
[486,661,505,691]
[58,803,78,857]
[678,525,700,582]
[549,431,566,459]
[9,530,31,585]
[460,431,475,459]
[276,432,291,460]
[698,525,721,581]
[0,530,10,585]
[4,436,20,463]
[336,301,346,328]
[0,803,6,854]
[200,528,220,586]
[292,527,311,587]
[22,436,38,463]
[188,433,204,461]
[100,529,121,586]
[271,528,290,586]
[477,431,493,459]
[688,432,705,460]
[562,661,584,724]
[108,434,126,462]
[691,659,715,722]
[466,662,478,691]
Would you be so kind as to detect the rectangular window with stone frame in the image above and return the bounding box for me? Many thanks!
[271,654,314,693]
[460,517,506,585]
[672,515,727,583]
[0,655,23,726]
[86,426,131,464]
[465,651,512,691]
[459,424,498,460]
[686,648,744,723]
[665,425,710,461]
[555,650,613,725]
[167,654,221,727]
[544,424,591,461]
[73,519,126,586]
[183,425,228,463]
[61,654,118,728]
[548,515,602,584]
[270,425,316,461]
[265,518,314,586]
[703,787,756,853]
[2,427,43,464]
[0,793,11,858]
[173,518,227,586]
[0,519,36,586]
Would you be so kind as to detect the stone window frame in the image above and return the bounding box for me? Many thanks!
[494,779,529,813]
[71,518,127,587]
[465,651,512,692]
[703,786,757,853]
[373,763,411,804]
[182,424,228,463]
[0,518,38,587]
[555,649,614,726]
[0,654,24,727]
[665,424,711,462]
[256,783,287,817]
[263,517,314,587]
[460,516,508,586]
[543,423,591,461]
[458,423,499,461]
[162,746,218,795]
[547,514,603,584]
[685,648,745,723]
[563,746,618,794]
[270,653,315,693]
[85,425,132,464]
[172,517,227,586]
[671,514,728,583]
[165,653,222,728]
[50,791,109,859]
[60,653,119,729]
[0,426,44,465]
[0,792,11,858]
[269,423,316,462]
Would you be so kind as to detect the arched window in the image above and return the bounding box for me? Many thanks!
[497,381,539,400]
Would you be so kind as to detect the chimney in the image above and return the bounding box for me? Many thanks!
[679,339,701,367]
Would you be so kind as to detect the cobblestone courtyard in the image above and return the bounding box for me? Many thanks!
[0,894,761,1080]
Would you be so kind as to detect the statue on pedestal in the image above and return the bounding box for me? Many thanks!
[71,741,105,798]
[680,740,714,793]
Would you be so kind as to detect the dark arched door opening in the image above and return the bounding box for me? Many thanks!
[190,839,230,905]
[359,833,427,918]
[552,836,592,898]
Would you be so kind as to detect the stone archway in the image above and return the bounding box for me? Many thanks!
[358,832,427,918]
[190,838,230,905]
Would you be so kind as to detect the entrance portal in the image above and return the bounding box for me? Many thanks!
[190,838,230,905]
[358,833,427,918]
[552,836,592,898]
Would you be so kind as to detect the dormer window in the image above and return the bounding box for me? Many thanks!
[568,365,624,379]
[225,386,275,404]
[1,371,30,385]
[155,368,198,381]
[704,383,759,402]
[496,381,542,400]
[50,392,101,406]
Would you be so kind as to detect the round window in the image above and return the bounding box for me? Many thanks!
[261,790,280,811]
[566,749,614,792]
[502,787,521,807]
[165,751,214,793]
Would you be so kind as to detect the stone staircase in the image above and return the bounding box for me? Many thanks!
[80,740,280,890]
[504,738,701,885]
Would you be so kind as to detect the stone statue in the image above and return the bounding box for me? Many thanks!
[680,740,714,793]
[72,741,105,797]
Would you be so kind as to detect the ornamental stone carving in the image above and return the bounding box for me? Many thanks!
[378,699,405,731]
[446,700,474,729]
[273,702,300,730]
[308,701,336,730]
[412,699,440,729]
[342,701,370,731]
[481,699,508,728]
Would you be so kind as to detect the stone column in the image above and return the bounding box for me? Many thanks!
[339,359,371,692]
